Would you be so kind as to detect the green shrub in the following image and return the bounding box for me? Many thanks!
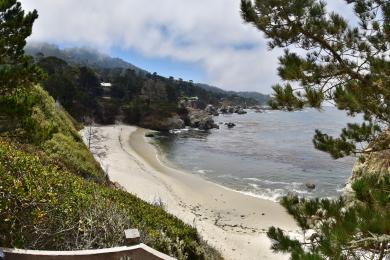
[0,139,221,259]
[43,133,104,183]
[0,85,104,182]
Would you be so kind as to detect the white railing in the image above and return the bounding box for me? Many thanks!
[1,229,175,260]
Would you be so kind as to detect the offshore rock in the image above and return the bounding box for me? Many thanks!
[305,182,316,190]
[205,104,218,115]
[187,108,218,130]
[235,108,247,115]
[225,122,236,128]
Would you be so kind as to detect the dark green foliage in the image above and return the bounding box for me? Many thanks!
[241,0,390,158]
[0,85,105,182]
[0,0,44,95]
[37,57,105,122]
[267,227,302,253]
[268,84,304,111]
[0,87,61,144]
[267,175,390,259]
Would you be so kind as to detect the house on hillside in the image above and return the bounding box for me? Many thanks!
[100,82,112,88]
[100,82,112,100]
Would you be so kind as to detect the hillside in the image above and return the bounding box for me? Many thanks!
[0,85,221,259]
[25,43,260,131]
[233,91,270,105]
[26,43,269,106]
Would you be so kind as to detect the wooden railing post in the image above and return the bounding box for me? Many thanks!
[124,229,140,246]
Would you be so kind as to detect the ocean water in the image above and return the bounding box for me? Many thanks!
[153,107,361,201]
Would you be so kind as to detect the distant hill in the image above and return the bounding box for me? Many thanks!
[26,43,270,105]
[233,91,270,105]
[25,42,147,74]
[196,83,270,105]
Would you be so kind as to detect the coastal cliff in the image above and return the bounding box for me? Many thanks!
[352,149,390,180]
[350,130,390,180]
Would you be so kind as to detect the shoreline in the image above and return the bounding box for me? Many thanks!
[145,133,284,203]
[81,125,298,260]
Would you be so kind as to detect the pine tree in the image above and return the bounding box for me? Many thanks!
[241,0,390,159]
[0,0,44,96]
[241,0,390,258]
[0,1,45,140]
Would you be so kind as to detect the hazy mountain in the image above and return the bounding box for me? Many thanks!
[196,83,270,105]
[233,91,270,105]
[25,42,146,74]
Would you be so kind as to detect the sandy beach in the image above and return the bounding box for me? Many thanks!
[81,125,298,260]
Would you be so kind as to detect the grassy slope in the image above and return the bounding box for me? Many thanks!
[0,85,222,259]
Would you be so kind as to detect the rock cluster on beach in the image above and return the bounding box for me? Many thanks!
[219,105,247,115]
[178,103,264,131]
[205,104,219,116]
[140,114,185,131]
[145,99,264,131]
[225,122,236,128]
[186,108,219,130]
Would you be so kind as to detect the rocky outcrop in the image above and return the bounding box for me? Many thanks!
[350,131,390,181]
[219,105,234,114]
[341,149,390,202]
[186,108,219,130]
[235,106,247,114]
[250,106,263,113]
[141,114,185,131]
[225,122,236,128]
[351,149,390,180]
[305,182,316,190]
[219,105,247,115]
[205,104,219,116]
[343,133,390,199]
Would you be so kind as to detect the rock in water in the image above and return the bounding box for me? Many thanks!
[145,132,155,137]
[305,182,316,190]
[233,106,247,114]
[236,108,247,114]
[187,108,218,130]
[205,104,218,115]
[225,122,236,128]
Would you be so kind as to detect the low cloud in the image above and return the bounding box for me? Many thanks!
[20,0,353,93]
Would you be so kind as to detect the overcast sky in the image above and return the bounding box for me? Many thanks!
[20,0,354,93]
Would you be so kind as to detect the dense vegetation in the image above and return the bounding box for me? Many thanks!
[241,0,390,258]
[0,1,222,258]
[25,44,260,129]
